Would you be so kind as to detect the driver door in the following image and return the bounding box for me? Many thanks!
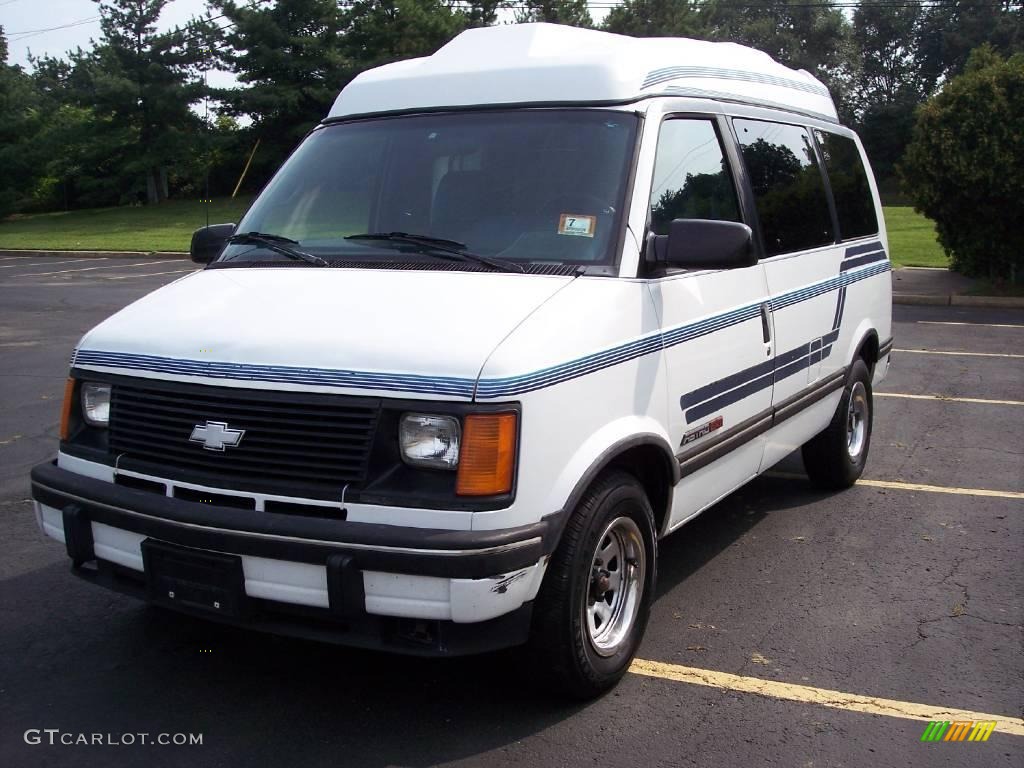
[644,116,774,531]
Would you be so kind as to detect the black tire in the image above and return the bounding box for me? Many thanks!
[529,470,657,700]
[802,358,873,490]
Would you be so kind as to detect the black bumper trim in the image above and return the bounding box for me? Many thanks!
[73,559,533,657]
[62,504,95,564]
[32,461,560,579]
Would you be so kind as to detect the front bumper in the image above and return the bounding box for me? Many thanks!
[31,461,562,656]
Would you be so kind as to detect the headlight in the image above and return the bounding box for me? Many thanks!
[399,413,460,470]
[81,382,111,427]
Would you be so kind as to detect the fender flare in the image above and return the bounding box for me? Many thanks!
[844,319,880,371]
[541,432,679,556]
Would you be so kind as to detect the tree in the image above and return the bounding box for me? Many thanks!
[851,3,926,106]
[340,0,468,71]
[461,0,504,27]
[856,98,919,191]
[899,47,1024,282]
[702,0,852,106]
[0,27,43,216]
[211,0,352,188]
[514,0,594,28]
[603,0,703,37]
[29,104,135,210]
[915,0,1023,95]
[214,0,474,189]
[69,1,219,204]
[848,4,928,191]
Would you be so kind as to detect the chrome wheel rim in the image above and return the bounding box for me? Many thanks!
[846,381,868,460]
[585,516,645,657]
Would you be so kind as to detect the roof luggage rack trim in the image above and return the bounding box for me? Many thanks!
[661,86,840,124]
[320,99,647,124]
[642,65,832,98]
[319,89,839,126]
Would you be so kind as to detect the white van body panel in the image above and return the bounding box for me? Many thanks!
[73,268,573,400]
[35,25,892,649]
[471,276,668,530]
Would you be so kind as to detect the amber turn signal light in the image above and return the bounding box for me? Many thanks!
[456,412,517,496]
[59,378,75,441]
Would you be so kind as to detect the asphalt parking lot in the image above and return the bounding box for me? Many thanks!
[0,255,1021,767]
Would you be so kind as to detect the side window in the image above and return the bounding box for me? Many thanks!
[815,130,879,240]
[648,119,740,236]
[733,119,834,256]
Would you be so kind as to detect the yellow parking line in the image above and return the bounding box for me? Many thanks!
[763,472,1023,499]
[629,659,1024,736]
[856,479,1024,499]
[876,392,1024,407]
[895,348,1024,359]
[918,321,1024,329]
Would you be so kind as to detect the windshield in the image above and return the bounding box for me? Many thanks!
[220,110,639,268]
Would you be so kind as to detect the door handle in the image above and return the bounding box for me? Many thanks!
[760,303,772,345]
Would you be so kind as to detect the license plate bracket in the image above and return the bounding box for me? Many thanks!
[142,540,246,618]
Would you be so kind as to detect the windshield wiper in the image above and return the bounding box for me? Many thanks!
[345,232,524,273]
[227,232,328,267]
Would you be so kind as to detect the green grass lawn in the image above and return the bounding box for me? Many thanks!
[0,198,253,252]
[883,206,948,269]
[0,199,948,267]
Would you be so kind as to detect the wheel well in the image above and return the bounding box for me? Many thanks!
[857,332,879,376]
[606,444,673,536]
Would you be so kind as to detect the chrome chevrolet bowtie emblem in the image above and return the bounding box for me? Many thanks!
[189,421,245,451]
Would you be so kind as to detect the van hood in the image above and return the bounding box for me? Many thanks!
[73,267,574,400]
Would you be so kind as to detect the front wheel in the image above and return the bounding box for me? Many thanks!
[529,470,657,700]
[802,358,873,490]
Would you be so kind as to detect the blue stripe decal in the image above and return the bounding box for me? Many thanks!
[74,258,889,399]
[686,347,811,423]
[72,350,477,397]
[840,251,887,272]
[844,241,884,258]
[831,286,847,329]
[677,257,856,422]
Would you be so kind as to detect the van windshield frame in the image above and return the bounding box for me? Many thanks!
[218,109,641,275]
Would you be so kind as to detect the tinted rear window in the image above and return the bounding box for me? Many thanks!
[733,119,834,256]
[816,130,878,240]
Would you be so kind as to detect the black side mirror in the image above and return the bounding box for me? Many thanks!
[647,219,756,270]
[190,223,236,264]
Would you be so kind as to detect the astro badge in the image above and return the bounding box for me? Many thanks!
[681,415,724,447]
[558,214,597,238]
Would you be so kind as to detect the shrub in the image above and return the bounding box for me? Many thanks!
[899,46,1024,282]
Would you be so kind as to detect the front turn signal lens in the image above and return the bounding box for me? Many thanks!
[60,378,75,441]
[456,412,517,496]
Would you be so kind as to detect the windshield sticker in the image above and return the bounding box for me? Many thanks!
[558,214,597,238]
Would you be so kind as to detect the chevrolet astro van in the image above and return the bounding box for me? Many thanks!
[31,23,892,698]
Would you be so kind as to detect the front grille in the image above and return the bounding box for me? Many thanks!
[108,379,380,493]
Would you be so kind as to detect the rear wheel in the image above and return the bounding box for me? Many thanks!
[802,358,873,490]
[529,470,657,700]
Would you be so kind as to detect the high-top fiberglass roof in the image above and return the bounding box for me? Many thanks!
[328,23,838,123]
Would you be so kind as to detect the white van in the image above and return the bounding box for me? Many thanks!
[32,24,892,698]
